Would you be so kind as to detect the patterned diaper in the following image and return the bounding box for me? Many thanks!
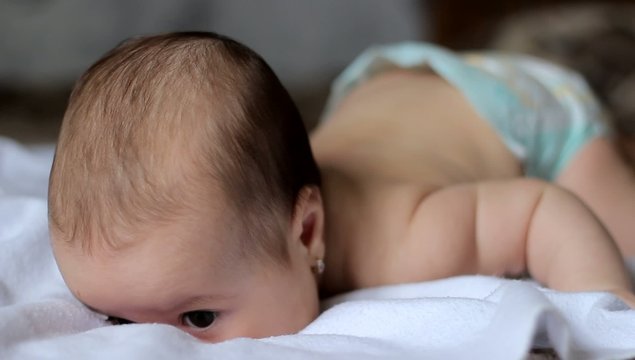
[322,42,610,180]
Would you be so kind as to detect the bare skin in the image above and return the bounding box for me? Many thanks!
[311,69,635,305]
[556,136,635,256]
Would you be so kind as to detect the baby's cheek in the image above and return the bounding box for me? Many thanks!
[236,302,313,339]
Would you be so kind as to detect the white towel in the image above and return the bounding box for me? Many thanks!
[1,136,634,360]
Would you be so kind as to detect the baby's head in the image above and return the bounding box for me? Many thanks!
[48,32,324,342]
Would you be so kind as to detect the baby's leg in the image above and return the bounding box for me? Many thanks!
[556,136,635,257]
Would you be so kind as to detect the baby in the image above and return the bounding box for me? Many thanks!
[48,32,635,343]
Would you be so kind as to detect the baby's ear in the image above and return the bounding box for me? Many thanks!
[290,186,325,261]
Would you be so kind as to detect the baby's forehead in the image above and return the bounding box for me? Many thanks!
[55,233,249,316]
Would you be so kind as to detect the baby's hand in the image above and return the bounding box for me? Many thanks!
[609,289,635,308]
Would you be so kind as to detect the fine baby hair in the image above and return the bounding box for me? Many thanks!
[48,32,320,262]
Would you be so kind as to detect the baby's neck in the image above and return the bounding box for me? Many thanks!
[316,168,361,298]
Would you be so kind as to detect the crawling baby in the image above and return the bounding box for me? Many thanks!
[48,32,635,343]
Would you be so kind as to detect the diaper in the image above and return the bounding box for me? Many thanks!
[322,42,610,180]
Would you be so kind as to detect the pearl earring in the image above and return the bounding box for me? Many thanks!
[314,259,325,275]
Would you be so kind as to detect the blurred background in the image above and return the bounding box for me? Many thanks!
[1,0,634,146]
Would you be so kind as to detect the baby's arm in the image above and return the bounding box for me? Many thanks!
[405,179,635,306]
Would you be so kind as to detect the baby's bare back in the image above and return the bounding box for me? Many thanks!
[310,69,522,294]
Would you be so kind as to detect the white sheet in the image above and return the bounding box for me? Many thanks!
[1,136,634,360]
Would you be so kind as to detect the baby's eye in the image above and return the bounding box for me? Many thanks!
[107,316,133,325]
[181,310,217,330]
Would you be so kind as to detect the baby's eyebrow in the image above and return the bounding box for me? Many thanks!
[172,294,236,311]
[78,294,236,316]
